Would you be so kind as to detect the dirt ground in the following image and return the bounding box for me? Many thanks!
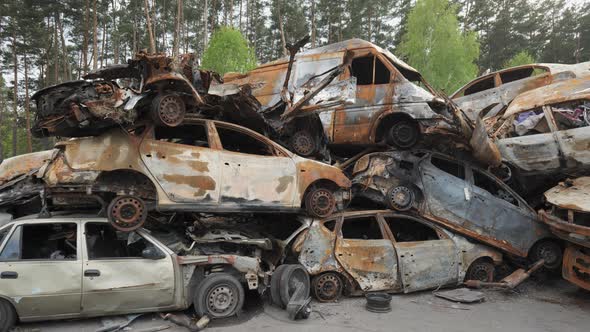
[14,278,589,332]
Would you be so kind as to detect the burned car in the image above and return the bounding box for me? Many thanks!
[0,118,351,231]
[224,39,473,158]
[351,150,562,269]
[482,77,590,196]
[292,210,502,301]
[452,62,590,120]
[31,52,264,138]
[0,215,270,329]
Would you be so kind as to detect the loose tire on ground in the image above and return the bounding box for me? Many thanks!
[193,273,245,319]
[270,264,289,308]
[279,265,311,308]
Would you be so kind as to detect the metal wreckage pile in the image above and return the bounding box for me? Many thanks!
[0,35,590,328]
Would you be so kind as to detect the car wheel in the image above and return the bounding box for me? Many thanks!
[270,265,289,308]
[465,259,495,282]
[194,273,245,319]
[279,265,311,308]
[0,299,16,332]
[387,120,419,149]
[107,195,148,232]
[290,130,318,157]
[386,185,415,211]
[305,187,337,218]
[151,93,186,127]
[312,272,343,302]
[530,240,562,270]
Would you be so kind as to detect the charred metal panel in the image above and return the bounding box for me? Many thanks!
[0,150,57,183]
[395,239,457,293]
[298,220,341,275]
[496,134,561,172]
[562,244,590,291]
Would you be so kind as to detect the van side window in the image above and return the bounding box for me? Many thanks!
[351,55,390,85]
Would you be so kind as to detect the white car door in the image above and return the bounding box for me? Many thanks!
[81,221,176,315]
[0,221,82,320]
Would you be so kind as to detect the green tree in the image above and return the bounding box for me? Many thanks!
[398,0,479,93]
[503,51,535,69]
[201,27,257,75]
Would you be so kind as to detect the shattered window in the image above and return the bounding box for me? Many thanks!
[86,223,162,259]
[551,102,590,131]
[430,156,465,179]
[384,217,439,242]
[472,170,518,206]
[155,124,209,148]
[341,216,383,240]
[216,125,275,156]
[463,76,495,96]
[0,223,77,261]
[350,55,390,85]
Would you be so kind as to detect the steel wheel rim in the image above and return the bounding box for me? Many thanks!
[207,284,238,317]
[310,189,335,217]
[158,95,185,126]
[110,197,145,230]
[315,273,342,302]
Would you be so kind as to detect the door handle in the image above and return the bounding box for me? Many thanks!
[0,271,17,279]
[84,269,101,277]
[224,162,229,166]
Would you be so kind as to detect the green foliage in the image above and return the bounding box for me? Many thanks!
[503,51,535,69]
[201,27,257,75]
[398,0,479,93]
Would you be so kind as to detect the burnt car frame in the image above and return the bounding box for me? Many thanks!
[0,215,267,329]
[293,210,502,301]
[351,150,562,269]
[224,39,470,157]
[0,118,351,230]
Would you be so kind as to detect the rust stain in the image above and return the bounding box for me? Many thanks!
[162,174,216,197]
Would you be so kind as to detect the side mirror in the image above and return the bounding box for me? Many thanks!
[142,245,166,260]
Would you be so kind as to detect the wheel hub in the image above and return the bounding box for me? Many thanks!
[291,131,316,156]
[315,274,342,302]
[108,196,147,232]
[470,264,493,282]
[157,95,185,126]
[309,189,336,216]
[208,285,235,314]
[388,186,413,211]
[392,123,416,146]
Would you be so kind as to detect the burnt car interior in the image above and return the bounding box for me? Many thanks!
[216,126,276,156]
[384,217,439,242]
[340,216,383,240]
[155,124,210,148]
[350,55,390,85]
[0,223,77,260]
[86,223,155,259]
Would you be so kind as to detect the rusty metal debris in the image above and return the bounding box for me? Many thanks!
[434,288,485,303]
[464,259,545,289]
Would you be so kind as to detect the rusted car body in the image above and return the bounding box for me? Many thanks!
[224,39,471,157]
[0,118,351,230]
[0,216,266,327]
[452,62,590,120]
[293,210,502,301]
[31,53,263,138]
[351,150,562,268]
[562,244,590,291]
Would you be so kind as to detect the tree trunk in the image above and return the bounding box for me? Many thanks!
[144,0,156,53]
[203,0,209,50]
[83,0,90,75]
[12,31,18,157]
[101,21,106,67]
[277,0,287,56]
[239,0,242,31]
[132,14,138,54]
[57,14,69,80]
[54,18,59,83]
[24,53,32,153]
[311,0,316,48]
[0,68,4,162]
[173,0,182,57]
[92,0,98,70]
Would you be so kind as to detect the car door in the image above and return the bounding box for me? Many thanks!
[334,214,400,292]
[140,122,221,204]
[496,106,561,173]
[550,103,590,169]
[333,52,393,144]
[81,221,176,315]
[382,214,458,293]
[0,221,82,319]
[466,167,544,256]
[419,155,473,224]
[214,122,298,208]
[298,217,341,275]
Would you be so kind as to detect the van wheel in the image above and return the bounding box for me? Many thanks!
[530,240,562,270]
[107,195,148,232]
[194,273,245,319]
[151,93,186,127]
[387,120,419,149]
[0,300,16,332]
[305,187,336,218]
[290,130,318,157]
[465,259,495,282]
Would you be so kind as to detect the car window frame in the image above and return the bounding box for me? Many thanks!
[336,213,389,241]
[0,223,14,254]
[465,166,533,212]
[0,221,80,262]
[428,153,467,181]
[348,49,394,86]
[213,122,291,157]
[378,212,448,243]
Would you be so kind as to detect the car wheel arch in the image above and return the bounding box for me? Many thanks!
[95,169,159,200]
[373,112,419,144]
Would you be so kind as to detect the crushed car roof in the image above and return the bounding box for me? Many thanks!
[503,77,590,118]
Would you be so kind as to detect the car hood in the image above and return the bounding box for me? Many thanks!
[544,177,590,212]
[0,149,58,184]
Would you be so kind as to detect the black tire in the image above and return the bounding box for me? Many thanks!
[304,187,337,218]
[0,300,16,332]
[465,259,495,282]
[530,240,563,270]
[386,120,419,149]
[290,130,318,157]
[151,93,186,127]
[311,272,343,302]
[107,195,148,232]
[279,265,311,309]
[386,185,415,211]
[270,265,289,308]
[193,273,245,319]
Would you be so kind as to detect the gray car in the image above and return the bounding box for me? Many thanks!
[351,150,562,269]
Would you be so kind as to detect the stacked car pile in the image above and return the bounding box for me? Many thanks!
[0,38,588,329]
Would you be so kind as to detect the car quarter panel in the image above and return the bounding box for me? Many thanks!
[298,219,341,275]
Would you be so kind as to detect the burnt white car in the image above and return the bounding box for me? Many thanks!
[0,216,267,330]
[293,210,502,302]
